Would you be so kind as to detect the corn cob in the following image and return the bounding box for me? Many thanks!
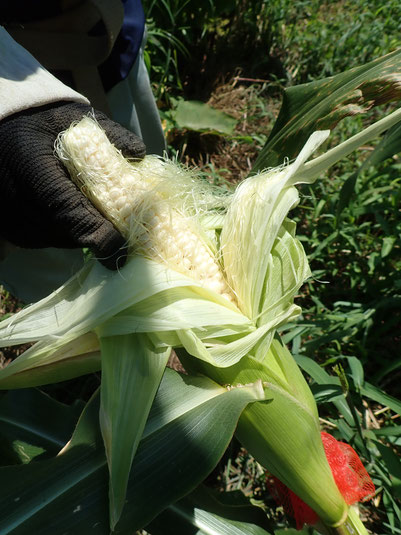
[57,116,234,302]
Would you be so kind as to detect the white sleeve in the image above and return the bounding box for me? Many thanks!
[0,27,89,121]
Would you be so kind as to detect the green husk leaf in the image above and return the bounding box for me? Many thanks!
[221,131,328,319]
[179,338,348,526]
[0,256,233,346]
[0,333,100,389]
[97,333,170,529]
[97,286,252,337]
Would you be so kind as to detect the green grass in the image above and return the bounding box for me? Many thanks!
[265,0,401,83]
[292,153,401,375]
[143,0,401,102]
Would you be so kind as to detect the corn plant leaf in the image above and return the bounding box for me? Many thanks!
[146,486,274,535]
[371,425,401,438]
[346,356,364,391]
[150,508,271,535]
[253,48,401,171]
[97,333,170,529]
[0,388,84,465]
[0,369,264,534]
[275,530,315,535]
[336,171,359,220]
[336,121,401,221]
[294,354,354,425]
[372,441,401,502]
[373,440,401,481]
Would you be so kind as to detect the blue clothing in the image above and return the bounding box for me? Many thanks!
[1,0,146,93]
[99,0,146,91]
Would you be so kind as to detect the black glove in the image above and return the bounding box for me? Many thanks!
[0,101,146,269]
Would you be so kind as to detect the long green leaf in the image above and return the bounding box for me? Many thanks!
[293,354,354,425]
[0,389,84,464]
[0,369,264,534]
[253,48,401,171]
[164,508,271,535]
[98,333,170,529]
[360,382,401,416]
[146,487,273,534]
[358,121,401,169]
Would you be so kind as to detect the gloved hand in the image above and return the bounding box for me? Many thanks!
[0,101,146,269]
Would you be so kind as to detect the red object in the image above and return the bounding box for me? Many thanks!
[267,432,375,529]
[267,476,319,529]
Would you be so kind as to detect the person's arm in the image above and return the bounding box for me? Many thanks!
[0,27,88,119]
[0,28,146,270]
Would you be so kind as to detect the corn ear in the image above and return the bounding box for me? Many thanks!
[179,337,349,527]
[0,114,387,532]
[57,117,235,302]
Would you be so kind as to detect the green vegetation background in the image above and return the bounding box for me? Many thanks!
[142,1,401,533]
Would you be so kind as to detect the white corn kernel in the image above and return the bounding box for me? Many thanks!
[57,117,236,303]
